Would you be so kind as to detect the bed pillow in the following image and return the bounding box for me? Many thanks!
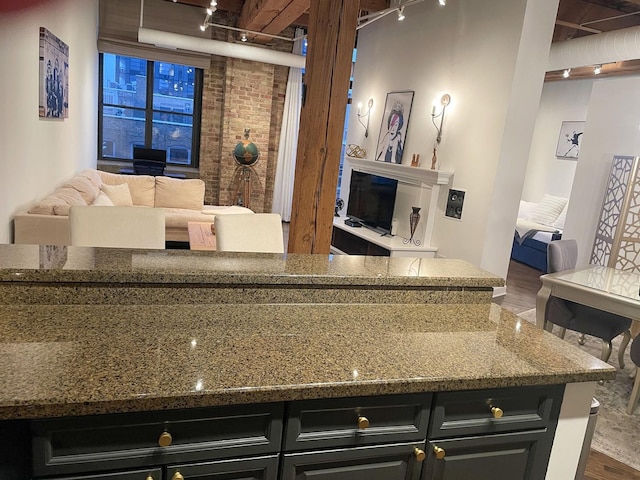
[528,194,567,226]
[517,200,537,220]
[102,183,133,206]
[552,202,569,230]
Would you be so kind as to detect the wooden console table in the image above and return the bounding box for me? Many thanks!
[187,221,216,251]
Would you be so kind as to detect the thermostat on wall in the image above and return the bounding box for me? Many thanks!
[445,189,465,220]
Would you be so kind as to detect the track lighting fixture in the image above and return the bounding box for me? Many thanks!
[594,64,602,75]
[439,0,446,5]
[563,68,571,78]
[210,0,217,5]
[397,6,405,21]
[200,24,207,32]
[241,32,248,42]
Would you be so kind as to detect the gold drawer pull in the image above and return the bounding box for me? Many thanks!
[158,431,172,447]
[414,447,426,462]
[491,406,504,418]
[171,472,184,480]
[433,445,446,460]
[146,476,154,480]
[357,416,370,429]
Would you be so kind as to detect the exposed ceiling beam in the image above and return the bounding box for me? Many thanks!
[238,0,305,33]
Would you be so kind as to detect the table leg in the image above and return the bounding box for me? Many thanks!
[536,285,552,330]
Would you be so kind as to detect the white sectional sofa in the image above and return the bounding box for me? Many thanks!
[13,169,252,246]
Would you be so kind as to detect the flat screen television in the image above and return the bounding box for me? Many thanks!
[346,171,398,234]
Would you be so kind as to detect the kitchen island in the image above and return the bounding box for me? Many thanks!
[0,245,614,480]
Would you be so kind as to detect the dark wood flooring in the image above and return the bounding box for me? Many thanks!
[495,260,640,480]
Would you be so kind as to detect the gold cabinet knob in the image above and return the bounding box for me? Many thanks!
[158,431,173,447]
[146,476,154,480]
[491,406,504,418]
[433,445,446,460]
[414,447,426,462]
[357,416,370,429]
[171,472,184,480]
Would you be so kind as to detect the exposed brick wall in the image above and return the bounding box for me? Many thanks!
[198,21,296,212]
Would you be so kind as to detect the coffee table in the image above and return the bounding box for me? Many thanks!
[187,221,216,251]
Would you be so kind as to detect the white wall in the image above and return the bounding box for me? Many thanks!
[521,79,593,202]
[564,75,640,266]
[0,0,99,244]
[346,0,558,278]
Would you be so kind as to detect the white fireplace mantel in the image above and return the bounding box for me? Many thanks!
[345,157,454,187]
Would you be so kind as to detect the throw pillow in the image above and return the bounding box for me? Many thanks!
[552,203,569,230]
[528,194,567,226]
[102,183,133,206]
[92,191,114,206]
[155,176,205,210]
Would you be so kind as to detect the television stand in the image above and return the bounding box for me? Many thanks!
[331,218,437,258]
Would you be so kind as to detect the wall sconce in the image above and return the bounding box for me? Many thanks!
[431,93,451,145]
[357,98,374,137]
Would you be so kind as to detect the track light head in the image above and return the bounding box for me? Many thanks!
[200,24,207,32]
[594,64,602,75]
[241,32,248,42]
[563,68,571,78]
[397,6,405,21]
[439,0,446,5]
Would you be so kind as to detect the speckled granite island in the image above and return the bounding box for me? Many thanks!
[0,245,615,480]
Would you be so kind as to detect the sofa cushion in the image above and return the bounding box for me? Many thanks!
[161,208,221,229]
[62,175,101,204]
[28,187,88,215]
[92,191,115,206]
[155,177,204,210]
[79,169,103,189]
[98,171,155,207]
[102,183,134,206]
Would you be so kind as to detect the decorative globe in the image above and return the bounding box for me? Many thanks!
[233,129,260,166]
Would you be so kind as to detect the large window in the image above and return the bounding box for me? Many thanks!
[99,53,203,168]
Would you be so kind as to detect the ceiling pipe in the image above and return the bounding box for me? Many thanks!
[138,27,306,69]
[548,25,640,71]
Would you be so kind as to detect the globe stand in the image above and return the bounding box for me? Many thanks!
[232,165,255,210]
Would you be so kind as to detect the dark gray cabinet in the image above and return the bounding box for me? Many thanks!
[422,431,551,480]
[25,387,563,480]
[281,443,425,480]
[422,385,564,480]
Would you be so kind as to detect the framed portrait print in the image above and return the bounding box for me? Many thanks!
[555,121,584,159]
[39,27,69,118]
[375,90,414,164]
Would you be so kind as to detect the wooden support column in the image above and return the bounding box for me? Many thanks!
[287,0,360,254]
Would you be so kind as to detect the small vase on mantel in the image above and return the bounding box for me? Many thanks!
[403,207,422,246]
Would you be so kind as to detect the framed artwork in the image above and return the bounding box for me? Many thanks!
[375,90,414,164]
[39,27,69,118]
[555,121,584,159]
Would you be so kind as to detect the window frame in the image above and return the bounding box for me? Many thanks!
[97,53,203,169]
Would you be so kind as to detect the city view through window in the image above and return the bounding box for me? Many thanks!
[100,53,201,167]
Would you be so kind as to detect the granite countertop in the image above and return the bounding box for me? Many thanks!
[0,245,504,288]
[0,302,613,420]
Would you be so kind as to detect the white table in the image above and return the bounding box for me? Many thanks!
[536,265,640,338]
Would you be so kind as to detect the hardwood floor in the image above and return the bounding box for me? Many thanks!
[495,260,640,480]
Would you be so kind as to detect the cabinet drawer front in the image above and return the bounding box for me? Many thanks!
[284,393,431,451]
[423,430,555,480]
[281,442,425,480]
[51,467,162,480]
[429,385,564,439]
[32,403,283,477]
[167,455,279,480]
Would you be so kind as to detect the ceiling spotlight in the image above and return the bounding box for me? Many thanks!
[210,0,217,5]
[241,32,248,42]
[199,24,207,32]
[563,68,571,78]
[439,0,446,5]
[206,8,213,15]
[594,64,602,75]
[397,6,405,21]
